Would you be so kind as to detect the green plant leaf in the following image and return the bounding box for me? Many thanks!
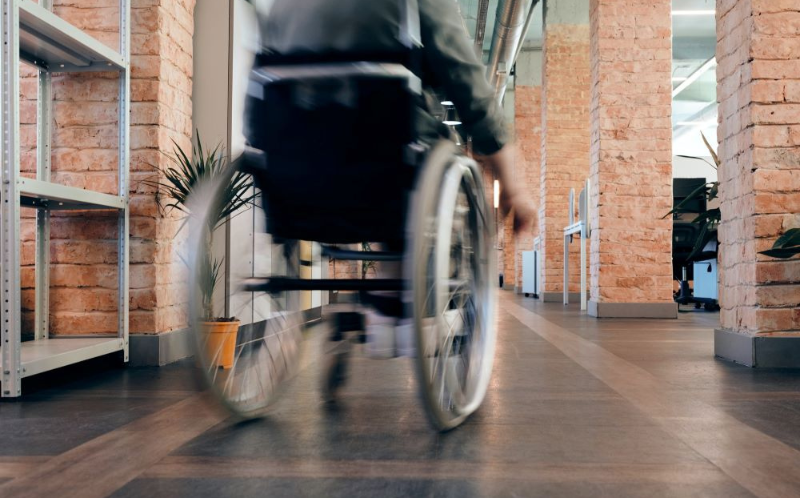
[687,222,710,261]
[701,132,719,168]
[663,182,713,219]
[773,228,800,250]
[758,229,800,259]
[150,131,255,319]
[677,155,718,169]
[691,208,720,224]
[760,246,800,259]
[761,230,800,258]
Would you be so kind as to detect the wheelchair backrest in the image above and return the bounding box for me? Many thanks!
[243,61,424,243]
[244,61,424,190]
[241,0,428,243]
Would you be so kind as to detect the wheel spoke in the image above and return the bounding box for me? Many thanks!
[189,167,304,418]
[413,152,497,430]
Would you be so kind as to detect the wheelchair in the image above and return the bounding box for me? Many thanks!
[185,54,497,431]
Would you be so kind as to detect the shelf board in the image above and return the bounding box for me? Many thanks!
[19,0,126,72]
[19,178,125,210]
[1,337,124,378]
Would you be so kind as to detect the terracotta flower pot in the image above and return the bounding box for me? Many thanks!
[200,320,240,369]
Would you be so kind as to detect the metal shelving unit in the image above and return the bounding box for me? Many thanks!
[1,0,130,397]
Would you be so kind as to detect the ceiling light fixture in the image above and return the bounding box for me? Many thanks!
[672,10,715,16]
[672,76,688,82]
[443,120,462,126]
[441,100,454,106]
[673,57,716,98]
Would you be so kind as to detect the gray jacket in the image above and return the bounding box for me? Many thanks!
[249,0,506,155]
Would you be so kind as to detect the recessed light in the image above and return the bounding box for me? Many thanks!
[443,120,462,126]
[441,101,454,106]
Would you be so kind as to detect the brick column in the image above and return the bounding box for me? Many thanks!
[588,0,676,318]
[19,1,195,361]
[500,91,516,289]
[130,0,196,339]
[715,0,800,366]
[540,0,592,302]
[514,85,543,291]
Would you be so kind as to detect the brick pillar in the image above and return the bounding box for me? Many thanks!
[588,0,676,318]
[19,1,195,347]
[540,0,592,302]
[130,0,196,337]
[715,0,800,366]
[514,85,543,291]
[499,91,516,290]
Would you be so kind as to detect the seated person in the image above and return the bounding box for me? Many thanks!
[244,0,536,231]
[243,0,536,355]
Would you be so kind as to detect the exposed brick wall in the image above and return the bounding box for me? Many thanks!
[514,85,542,290]
[329,259,360,280]
[541,23,592,295]
[502,212,514,287]
[588,0,673,304]
[328,243,381,281]
[20,0,195,336]
[717,0,800,334]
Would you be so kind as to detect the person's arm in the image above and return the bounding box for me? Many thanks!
[418,0,505,156]
[479,146,537,232]
[418,0,535,232]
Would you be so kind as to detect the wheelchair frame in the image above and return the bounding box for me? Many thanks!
[188,61,498,431]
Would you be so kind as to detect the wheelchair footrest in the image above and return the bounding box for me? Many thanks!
[242,277,404,292]
[321,247,403,262]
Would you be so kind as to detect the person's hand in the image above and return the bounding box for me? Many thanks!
[475,144,536,234]
[502,192,537,234]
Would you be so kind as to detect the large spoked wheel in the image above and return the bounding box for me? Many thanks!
[186,161,304,418]
[407,141,497,431]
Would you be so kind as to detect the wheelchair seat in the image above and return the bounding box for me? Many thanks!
[244,60,424,244]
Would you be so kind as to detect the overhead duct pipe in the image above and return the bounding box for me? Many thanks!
[486,0,539,104]
[474,0,491,54]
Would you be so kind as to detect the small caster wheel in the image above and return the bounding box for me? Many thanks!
[524,293,530,298]
[321,343,350,403]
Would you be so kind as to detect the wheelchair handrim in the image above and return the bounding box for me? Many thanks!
[408,141,497,431]
[186,163,305,418]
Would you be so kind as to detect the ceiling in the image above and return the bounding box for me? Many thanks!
[456,0,543,59]
[455,0,718,157]
[670,0,717,157]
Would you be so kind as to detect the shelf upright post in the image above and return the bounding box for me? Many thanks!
[34,0,52,342]
[118,0,129,362]
[1,0,22,397]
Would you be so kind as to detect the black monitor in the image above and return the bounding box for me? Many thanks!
[673,178,707,215]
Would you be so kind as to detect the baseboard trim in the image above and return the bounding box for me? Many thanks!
[303,307,322,323]
[129,328,193,367]
[588,301,678,319]
[542,292,580,303]
[130,306,324,367]
[715,329,800,368]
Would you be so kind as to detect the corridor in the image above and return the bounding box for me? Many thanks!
[3,293,800,497]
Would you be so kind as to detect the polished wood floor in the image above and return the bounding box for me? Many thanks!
[3,293,800,497]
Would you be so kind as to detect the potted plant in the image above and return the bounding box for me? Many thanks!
[361,242,378,279]
[665,133,721,259]
[152,133,254,369]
